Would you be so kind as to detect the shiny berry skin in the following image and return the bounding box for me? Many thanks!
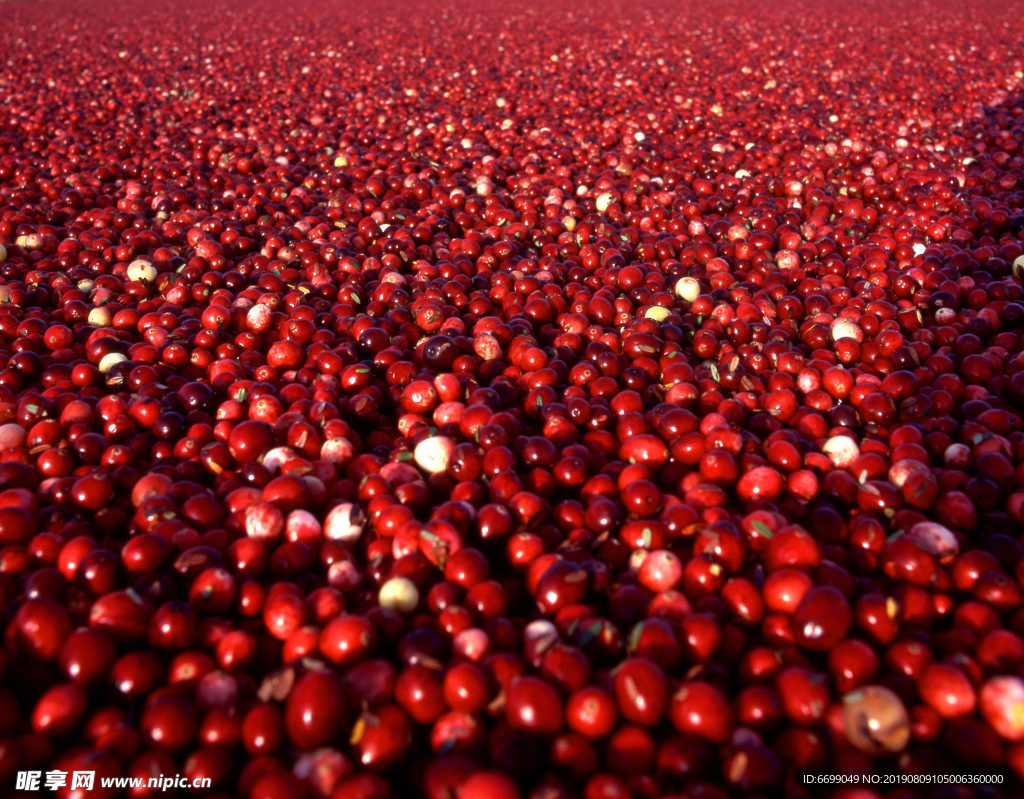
[566,685,618,740]
[793,585,852,652]
[458,770,521,799]
[228,420,274,464]
[612,657,668,727]
[13,596,72,659]
[351,704,413,769]
[141,697,199,752]
[443,662,491,715]
[506,676,564,737]
[59,628,117,685]
[320,614,377,667]
[918,663,977,719]
[31,682,87,736]
[242,703,285,754]
[285,670,351,750]
[535,559,589,614]
[395,664,446,725]
[669,681,734,743]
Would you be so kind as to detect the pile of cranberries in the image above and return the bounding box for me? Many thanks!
[2,0,1024,796]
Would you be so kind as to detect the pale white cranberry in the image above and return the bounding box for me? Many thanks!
[320,438,356,469]
[523,619,560,666]
[246,502,284,542]
[414,435,454,474]
[675,276,701,303]
[452,628,491,662]
[261,446,294,474]
[97,352,128,374]
[905,521,959,562]
[943,443,973,469]
[822,435,860,468]
[0,424,26,451]
[796,369,821,394]
[323,502,365,542]
[887,458,929,489]
[980,676,1024,740]
[842,685,910,754]
[378,577,420,614]
[88,307,112,327]
[830,317,864,343]
[247,303,273,332]
[285,509,322,542]
[524,619,559,647]
[776,251,801,270]
[473,333,502,360]
[126,259,157,282]
[15,233,43,250]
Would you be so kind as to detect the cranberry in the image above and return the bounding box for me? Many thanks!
[321,614,377,667]
[842,685,911,754]
[395,663,446,724]
[980,676,1024,740]
[669,681,734,744]
[59,628,117,685]
[13,597,72,659]
[242,704,285,754]
[566,685,618,740]
[793,585,852,651]
[351,704,413,769]
[285,669,351,750]
[506,676,564,737]
[31,683,87,736]
[141,696,198,752]
[612,658,668,727]
[458,771,521,799]
[443,662,492,715]
[918,663,977,719]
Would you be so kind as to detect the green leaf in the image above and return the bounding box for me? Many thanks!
[579,620,603,648]
[628,622,644,653]
[751,520,773,539]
